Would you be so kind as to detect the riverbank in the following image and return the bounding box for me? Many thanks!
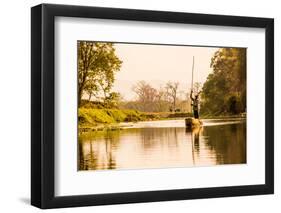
[200,113,246,119]
[78,108,246,134]
[78,108,193,133]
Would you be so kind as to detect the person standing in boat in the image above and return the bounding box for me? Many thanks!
[190,90,201,119]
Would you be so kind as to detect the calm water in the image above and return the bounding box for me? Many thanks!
[78,119,246,171]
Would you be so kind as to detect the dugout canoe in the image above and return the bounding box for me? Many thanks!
[185,117,202,129]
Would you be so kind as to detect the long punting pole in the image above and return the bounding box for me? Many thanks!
[191,56,194,92]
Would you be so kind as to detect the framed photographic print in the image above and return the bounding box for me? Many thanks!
[31,3,274,209]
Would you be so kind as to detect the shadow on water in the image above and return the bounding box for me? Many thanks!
[185,127,201,165]
[79,120,246,171]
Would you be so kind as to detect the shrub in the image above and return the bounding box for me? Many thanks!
[78,108,145,126]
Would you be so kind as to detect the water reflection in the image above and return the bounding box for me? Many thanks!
[78,119,246,171]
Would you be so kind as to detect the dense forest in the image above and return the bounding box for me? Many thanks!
[200,48,246,116]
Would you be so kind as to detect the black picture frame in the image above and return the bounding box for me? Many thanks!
[31,3,274,209]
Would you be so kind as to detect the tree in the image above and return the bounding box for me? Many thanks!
[132,81,158,112]
[78,41,122,106]
[155,87,169,112]
[96,67,115,101]
[104,92,121,108]
[165,81,179,112]
[84,78,99,101]
[201,48,246,115]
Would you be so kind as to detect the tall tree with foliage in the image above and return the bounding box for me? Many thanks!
[201,48,246,115]
[78,41,122,106]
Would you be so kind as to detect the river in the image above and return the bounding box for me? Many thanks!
[78,118,246,171]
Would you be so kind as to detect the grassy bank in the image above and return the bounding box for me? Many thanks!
[78,108,147,131]
[78,108,146,129]
[78,108,245,134]
[78,108,193,133]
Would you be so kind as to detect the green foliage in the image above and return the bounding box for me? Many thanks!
[78,41,122,106]
[104,92,122,108]
[201,48,246,115]
[78,108,146,127]
[78,108,115,125]
[104,109,127,122]
[80,100,106,109]
[123,109,145,122]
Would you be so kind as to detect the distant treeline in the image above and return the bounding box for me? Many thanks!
[121,81,192,113]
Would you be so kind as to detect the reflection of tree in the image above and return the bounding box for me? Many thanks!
[80,141,99,170]
[78,139,85,170]
[105,135,117,170]
[138,128,180,150]
[78,131,120,170]
[185,123,246,166]
[88,141,98,169]
[202,123,246,164]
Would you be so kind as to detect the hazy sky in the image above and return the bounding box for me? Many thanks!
[113,43,219,100]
